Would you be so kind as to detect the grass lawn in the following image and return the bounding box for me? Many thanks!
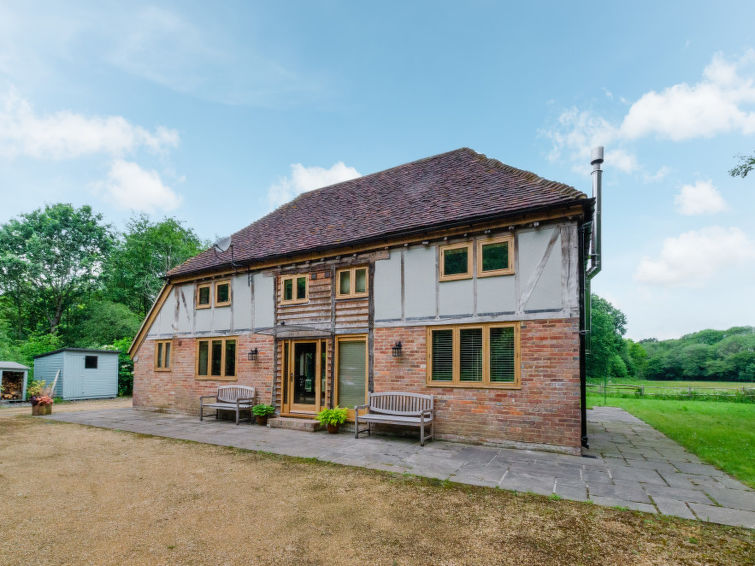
[588,379,755,388]
[1,418,752,565]
[587,395,755,488]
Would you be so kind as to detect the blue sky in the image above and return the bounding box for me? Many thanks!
[2,1,755,339]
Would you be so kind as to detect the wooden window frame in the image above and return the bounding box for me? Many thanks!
[214,279,232,307]
[196,283,212,309]
[426,322,521,389]
[154,340,173,371]
[195,337,237,381]
[438,242,473,282]
[335,266,369,299]
[477,234,515,277]
[279,274,309,305]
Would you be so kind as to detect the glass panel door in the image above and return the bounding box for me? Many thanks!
[337,338,366,419]
[290,341,319,413]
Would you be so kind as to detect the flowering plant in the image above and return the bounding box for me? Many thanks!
[35,395,54,406]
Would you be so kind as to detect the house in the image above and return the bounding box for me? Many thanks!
[129,147,603,454]
[0,361,29,401]
[34,348,119,400]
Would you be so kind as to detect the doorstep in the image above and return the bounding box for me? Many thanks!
[268,416,321,432]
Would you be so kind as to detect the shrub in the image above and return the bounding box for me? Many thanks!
[252,404,276,417]
[316,407,348,427]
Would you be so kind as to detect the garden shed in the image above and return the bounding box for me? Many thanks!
[34,349,118,400]
[0,361,29,401]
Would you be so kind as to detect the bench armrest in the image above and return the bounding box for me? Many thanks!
[236,397,255,403]
[354,404,369,411]
[199,395,217,401]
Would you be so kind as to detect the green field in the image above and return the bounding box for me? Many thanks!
[587,394,755,488]
[588,378,755,389]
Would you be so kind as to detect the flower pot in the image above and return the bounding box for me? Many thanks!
[32,404,52,416]
[256,415,268,426]
[327,423,340,434]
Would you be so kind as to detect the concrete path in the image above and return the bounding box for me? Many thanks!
[47,406,755,529]
[0,397,131,419]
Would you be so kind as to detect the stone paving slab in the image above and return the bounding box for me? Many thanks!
[46,406,755,529]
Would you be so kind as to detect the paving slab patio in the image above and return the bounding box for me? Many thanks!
[47,405,755,529]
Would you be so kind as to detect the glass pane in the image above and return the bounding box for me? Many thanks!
[490,327,515,382]
[283,278,293,301]
[339,270,351,295]
[296,276,307,299]
[282,342,289,402]
[156,343,163,368]
[482,242,509,272]
[321,341,327,406]
[164,343,171,368]
[459,328,483,382]
[198,341,209,375]
[338,340,366,408]
[211,340,223,376]
[225,340,236,377]
[198,286,210,305]
[443,247,468,276]
[355,268,367,293]
[431,329,453,381]
[293,343,317,405]
[216,283,229,303]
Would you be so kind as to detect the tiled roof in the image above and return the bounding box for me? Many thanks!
[168,148,587,278]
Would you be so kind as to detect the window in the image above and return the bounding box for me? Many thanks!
[196,283,211,309]
[439,242,472,281]
[426,323,520,388]
[336,266,368,298]
[196,337,237,380]
[214,280,231,307]
[478,235,514,277]
[280,274,308,305]
[154,340,172,371]
[84,355,98,369]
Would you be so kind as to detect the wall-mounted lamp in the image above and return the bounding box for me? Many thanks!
[247,348,259,361]
[392,341,403,358]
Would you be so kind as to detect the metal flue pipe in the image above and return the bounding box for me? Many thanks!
[587,146,603,280]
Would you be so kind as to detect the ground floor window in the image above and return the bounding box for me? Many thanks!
[336,336,367,415]
[196,337,236,380]
[154,340,172,371]
[426,323,520,388]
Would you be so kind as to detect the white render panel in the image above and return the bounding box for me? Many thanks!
[477,274,516,314]
[232,274,253,330]
[526,233,563,311]
[253,273,275,329]
[438,278,474,316]
[374,250,402,320]
[213,306,232,331]
[404,245,436,318]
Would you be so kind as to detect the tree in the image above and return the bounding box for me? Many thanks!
[104,215,206,317]
[63,300,141,347]
[587,295,628,379]
[0,204,113,335]
[730,151,755,178]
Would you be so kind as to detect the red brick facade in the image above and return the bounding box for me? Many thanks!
[133,317,580,453]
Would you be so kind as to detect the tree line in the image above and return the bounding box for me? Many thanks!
[0,203,206,394]
[588,295,755,382]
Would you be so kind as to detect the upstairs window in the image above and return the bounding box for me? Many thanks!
[478,235,514,277]
[336,267,368,299]
[427,323,520,388]
[84,355,98,369]
[155,340,172,371]
[196,337,236,380]
[439,242,472,281]
[214,280,231,307]
[280,274,308,305]
[196,283,212,309]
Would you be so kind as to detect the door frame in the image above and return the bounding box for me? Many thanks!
[334,334,368,420]
[282,339,325,415]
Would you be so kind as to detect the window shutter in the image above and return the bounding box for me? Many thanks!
[431,329,453,381]
[338,340,366,408]
[459,328,483,382]
[490,327,515,382]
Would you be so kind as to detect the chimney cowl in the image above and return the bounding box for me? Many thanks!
[591,146,604,165]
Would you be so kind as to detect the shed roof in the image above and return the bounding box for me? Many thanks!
[168,147,588,278]
[33,348,120,360]
[0,361,29,371]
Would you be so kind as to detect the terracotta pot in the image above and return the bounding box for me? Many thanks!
[32,404,52,416]
[256,415,268,426]
[327,423,340,434]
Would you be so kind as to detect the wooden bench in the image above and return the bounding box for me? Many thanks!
[354,392,434,446]
[199,385,256,425]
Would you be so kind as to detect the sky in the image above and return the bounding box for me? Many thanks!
[1,0,755,340]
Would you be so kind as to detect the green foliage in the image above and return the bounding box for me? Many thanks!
[63,300,141,347]
[729,151,755,178]
[316,407,348,426]
[27,379,44,397]
[103,337,136,396]
[252,404,276,417]
[587,295,628,379]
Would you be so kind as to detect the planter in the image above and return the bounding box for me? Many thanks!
[256,415,268,426]
[32,404,52,416]
[327,423,340,434]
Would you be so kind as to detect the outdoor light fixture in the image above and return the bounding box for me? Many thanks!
[392,341,402,358]
[247,348,259,361]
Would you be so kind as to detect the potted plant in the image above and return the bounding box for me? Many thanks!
[252,404,276,426]
[316,407,348,434]
[31,395,54,416]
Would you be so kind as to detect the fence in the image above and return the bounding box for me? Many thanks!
[586,382,755,402]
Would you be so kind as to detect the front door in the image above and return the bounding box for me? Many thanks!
[287,340,322,414]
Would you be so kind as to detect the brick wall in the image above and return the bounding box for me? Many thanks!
[373,318,581,453]
[133,334,275,413]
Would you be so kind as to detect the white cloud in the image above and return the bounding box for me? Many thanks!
[100,159,182,213]
[674,180,727,215]
[267,162,361,209]
[0,88,179,160]
[643,166,671,183]
[605,148,638,173]
[545,50,755,172]
[634,226,755,286]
